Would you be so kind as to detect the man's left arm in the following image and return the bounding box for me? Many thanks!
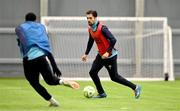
[15,26,26,57]
[15,27,22,46]
[102,26,117,53]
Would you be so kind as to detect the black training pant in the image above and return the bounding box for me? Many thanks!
[23,55,60,100]
[89,54,136,94]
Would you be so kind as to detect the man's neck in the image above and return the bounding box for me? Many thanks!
[91,20,98,31]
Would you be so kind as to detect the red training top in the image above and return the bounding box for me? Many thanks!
[88,22,110,56]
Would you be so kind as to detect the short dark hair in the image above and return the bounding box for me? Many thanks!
[86,10,97,17]
[25,12,36,21]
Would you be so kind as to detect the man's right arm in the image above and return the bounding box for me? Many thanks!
[85,34,94,55]
[82,33,94,62]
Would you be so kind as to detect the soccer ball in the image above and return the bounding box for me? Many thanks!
[83,86,95,98]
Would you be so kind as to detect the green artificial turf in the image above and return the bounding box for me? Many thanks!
[0,78,180,111]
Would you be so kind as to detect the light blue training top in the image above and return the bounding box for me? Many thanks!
[27,47,45,60]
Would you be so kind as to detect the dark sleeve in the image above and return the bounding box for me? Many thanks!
[15,27,20,36]
[15,27,22,46]
[102,25,117,53]
[85,33,94,55]
[15,26,25,55]
[16,38,20,46]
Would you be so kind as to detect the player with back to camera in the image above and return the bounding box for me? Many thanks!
[81,10,141,99]
[15,12,79,107]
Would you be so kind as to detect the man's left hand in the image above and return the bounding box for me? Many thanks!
[102,52,109,59]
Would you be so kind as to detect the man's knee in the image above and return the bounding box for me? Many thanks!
[89,69,97,77]
[45,79,57,85]
[89,70,93,76]
[110,76,117,82]
[110,74,122,82]
[43,76,59,85]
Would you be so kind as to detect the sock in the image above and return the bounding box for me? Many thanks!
[59,79,64,85]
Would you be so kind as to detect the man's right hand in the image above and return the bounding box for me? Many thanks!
[81,54,88,62]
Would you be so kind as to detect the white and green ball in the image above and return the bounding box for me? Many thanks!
[83,86,95,98]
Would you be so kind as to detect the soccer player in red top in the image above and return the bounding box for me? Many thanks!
[81,10,141,99]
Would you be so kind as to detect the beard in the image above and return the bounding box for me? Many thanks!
[88,21,93,26]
